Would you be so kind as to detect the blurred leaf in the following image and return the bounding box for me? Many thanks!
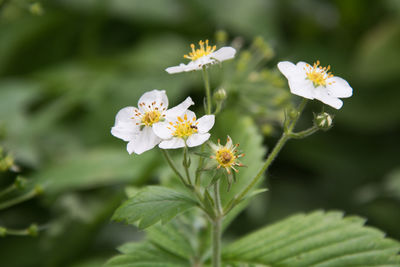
[355,19,400,85]
[385,168,400,200]
[32,147,160,195]
[112,186,197,229]
[223,210,400,266]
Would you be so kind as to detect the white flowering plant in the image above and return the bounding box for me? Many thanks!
[106,39,400,267]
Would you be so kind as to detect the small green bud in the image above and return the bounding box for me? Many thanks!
[28,224,38,237]
[14,176,27,190]
[29,3,44,16]
[213,88,227,102]
[314,112,333,130]
[34,185,44,195]
[288,109,300,120]
[0,227,6,237]
[215,30,228,44]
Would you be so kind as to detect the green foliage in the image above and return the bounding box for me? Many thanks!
[211,111,266,230]
[32,147,160,196]
[112,186,197,229]
[223,210,400,266]
[105,241,188,267]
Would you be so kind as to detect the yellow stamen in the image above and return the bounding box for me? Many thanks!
[305,60,334,87]
[141,110,161,126]
[183,40,217,61]
[171,115,198,138]
[216,148,235,168]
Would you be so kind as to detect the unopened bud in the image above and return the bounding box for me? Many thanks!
[288,108,299,120]
[314,112,333,130]
[0,227,6,237]
[213,88,227,102]
[215,30,228,44]
[28,224,38,237]
[14,176,27,190]
[29,3,44,16]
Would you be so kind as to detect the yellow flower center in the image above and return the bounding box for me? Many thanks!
[305,60,334,87]
[141,110,161,126]
[183,40,216,61]
[169,114,198,138]
[216,148,235,168]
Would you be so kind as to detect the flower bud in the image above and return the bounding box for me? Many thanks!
[0,227,6,237]
[288,108,299,120]
[314,112,333,130]
[28,224,38,237]
[215,30,228,44]
[213,88,227,102]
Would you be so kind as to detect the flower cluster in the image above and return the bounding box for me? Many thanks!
[111,90,215,154]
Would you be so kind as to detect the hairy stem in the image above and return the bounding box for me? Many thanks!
[0,188,39,210]
[212,181,222,267]
[225,99,308,213]
[202,66,212,115]
[161,149,187,186]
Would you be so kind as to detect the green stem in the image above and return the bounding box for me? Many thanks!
[225,99,308,213]
[183,145,192,185]
[0,183,16,198]
[0,188,38,210]
[161,149,187,187]
[195,146,205,187]
[288,125,319,139]
[202,66,212,115]
[161,149,206,211]
[212,181,222,267]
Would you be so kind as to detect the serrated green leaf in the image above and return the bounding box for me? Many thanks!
[223,210,400,266]
[146,221,195,259]
[105,241,188,267]
[112,186,197,229]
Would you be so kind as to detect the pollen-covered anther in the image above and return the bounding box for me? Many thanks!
[171,114,198,138]
[183,39,217,61]
[305,60,334,87]
[211,136,245,175]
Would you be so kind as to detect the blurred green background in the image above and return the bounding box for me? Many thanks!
[0,0,400,266]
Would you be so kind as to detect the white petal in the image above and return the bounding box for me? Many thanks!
[153,121,174,140]
[111,106,140,141]
[165,61,201,74]
[182,110,196,121]
[184,60,204,71]
[226,135,233,148]
[159,137,185,149]
[130,126,161,154]
[187,133,211,147]
[288,78,314,99]
[164,97,194,121]
[211,47,236,62]
[326,76,353,98]
[314,89,343,109]
[114,106,139,125]
[138,90,168,110]
[277,61,298,79]
[165,64,187,74]
[111,124,138,142]
[196,115,215,133]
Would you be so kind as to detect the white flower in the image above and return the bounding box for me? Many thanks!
[111,90,194,154]
[153,110,215,149]
[166,40,236,74]
[277,60,353,109]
